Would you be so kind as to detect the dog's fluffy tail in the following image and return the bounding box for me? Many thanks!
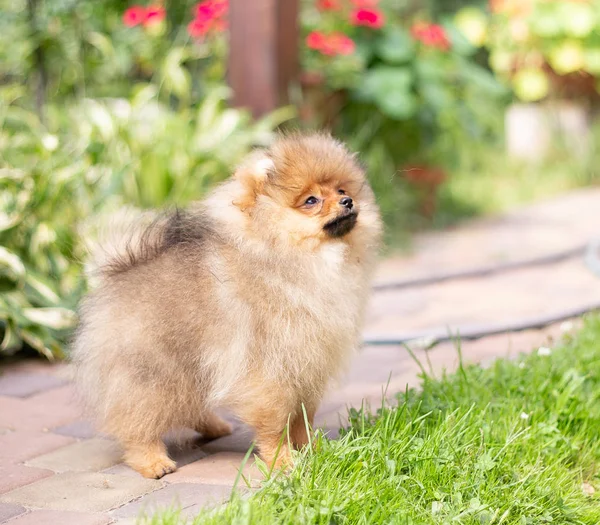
[82,207,167,287]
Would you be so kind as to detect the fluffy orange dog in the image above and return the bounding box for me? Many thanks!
[72,133,382,478]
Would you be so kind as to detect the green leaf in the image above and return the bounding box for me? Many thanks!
[378,91,418,120]
[0,211,22,232]
[21,307,77,331]
[85,31,115,59]
[1,319,22,354]
[420,83,452,111]
[84,99,116,142]
[24,271,61,305]
[459,60,508,96]
[161,47,191,102]
[20,326,59,360]
[376,27,414,64]
[359,66,416,120]
[196,86,232,132]
[0,246,25,284]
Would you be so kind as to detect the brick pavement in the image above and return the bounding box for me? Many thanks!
[1,188,599,524]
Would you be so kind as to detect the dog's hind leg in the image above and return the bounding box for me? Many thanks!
[195,411,233,440]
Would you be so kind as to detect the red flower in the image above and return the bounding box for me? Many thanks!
[188,0,229,38]
[143,5,166,26]
[317,0,340,10]
[350,8,385,29]
[307,31,355,56]
[411,22,451,51]
[195,0,228,21]
[190,0,228,37]
[327,33,356,55]
[188,17,211,37]
[123,5,147,27]
[306,31,327,50]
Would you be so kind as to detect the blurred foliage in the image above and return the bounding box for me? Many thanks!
[455,0,600,102]
[0,104,90,358]
[0,0,226,108]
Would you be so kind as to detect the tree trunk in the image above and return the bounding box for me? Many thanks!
[228,0,299,118]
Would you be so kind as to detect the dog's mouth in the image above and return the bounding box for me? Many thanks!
[323,211,358,238]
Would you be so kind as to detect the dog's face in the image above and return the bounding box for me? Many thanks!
[233,134,373,248]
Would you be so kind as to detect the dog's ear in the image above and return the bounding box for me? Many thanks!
[232,153,274,212]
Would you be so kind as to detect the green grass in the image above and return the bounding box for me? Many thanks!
[145,316,600,524]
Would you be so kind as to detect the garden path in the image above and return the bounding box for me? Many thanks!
[1,187,599,524]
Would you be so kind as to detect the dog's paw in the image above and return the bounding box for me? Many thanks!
[137,456,177,479]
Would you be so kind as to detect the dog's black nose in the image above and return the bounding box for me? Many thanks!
[340,197,353,209]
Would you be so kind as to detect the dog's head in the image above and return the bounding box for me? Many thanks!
[232,133,378,249]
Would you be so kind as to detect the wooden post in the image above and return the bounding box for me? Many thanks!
[228,0,299,118]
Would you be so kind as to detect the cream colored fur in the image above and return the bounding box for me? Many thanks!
[72,133,382,478]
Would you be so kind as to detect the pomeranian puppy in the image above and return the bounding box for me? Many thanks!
[72,133,382,479]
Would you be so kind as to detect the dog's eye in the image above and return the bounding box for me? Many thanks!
[338,189,346,195]
[305,196,319,206]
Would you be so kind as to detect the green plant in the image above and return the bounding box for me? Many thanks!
[0,105,92,358]
[74,86,294,209]
[0,0,228,113]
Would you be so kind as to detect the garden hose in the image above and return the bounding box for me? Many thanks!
[373,243,587,291]
[364,237,600,348]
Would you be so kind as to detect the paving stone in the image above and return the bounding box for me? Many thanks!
[7,510,111,525]
[111,482,234,520]
[0,359,60,377]
[101,464,140,478]
[0,373,67,398]
[52,420,102,440]
[164,452,263,487]
[375,187,600,284]
[0,465,53,495]
[0,431,75,465]
[0,472,162,513]
[0,502,26,523]
[26,438,123,473]
[201,425,255,455]
[344,345,411,386]
[0,388,80,432]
